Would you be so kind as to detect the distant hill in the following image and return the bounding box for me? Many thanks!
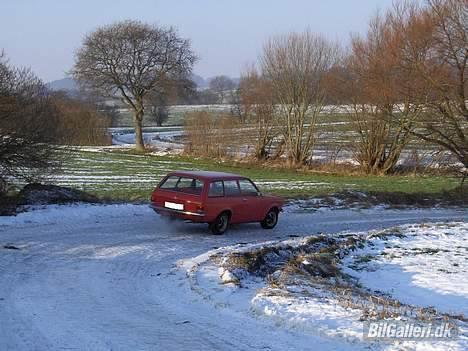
[190,75,240,90]
[191,74,207,89]
[46,74,238,93]
[46,77,79,92]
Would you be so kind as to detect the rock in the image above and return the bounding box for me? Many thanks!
[301,254,337,278]
[0,203,17,216]
[18,183,98,205]
[3,244,20,250]
[175,320,191,325]
[218,267,240,285]
[0,195,19,216]
[270,269,282,281]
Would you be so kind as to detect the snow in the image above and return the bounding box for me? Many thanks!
[111,129,184,154]
[342,222,468,316]
[251,293,363,341]
[0,204,466,350]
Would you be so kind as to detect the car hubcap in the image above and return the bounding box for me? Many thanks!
[266,212,277,226]
[218,215,227,231]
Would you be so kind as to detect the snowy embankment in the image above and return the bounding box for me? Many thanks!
[1,204,466,350]
[180,222,468,351]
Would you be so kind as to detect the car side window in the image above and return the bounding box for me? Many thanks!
[239,179,259,196]
[208,181,224,197]
[223,180,240,197]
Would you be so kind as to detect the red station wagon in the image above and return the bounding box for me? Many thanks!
[150,171,283,234]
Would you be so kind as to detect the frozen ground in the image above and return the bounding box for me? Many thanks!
[0,204,466,350]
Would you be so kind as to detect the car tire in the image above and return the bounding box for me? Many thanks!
[210,212,230,235]
[261,208,278,229]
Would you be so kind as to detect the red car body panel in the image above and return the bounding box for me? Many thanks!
[150,171,283,224]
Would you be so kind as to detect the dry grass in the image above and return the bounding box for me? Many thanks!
[184,111,245,158]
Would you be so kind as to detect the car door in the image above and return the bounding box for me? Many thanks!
[238,178,264,222]
[204,179,242,223]
[205,180,226,221]
[222,179,245,223]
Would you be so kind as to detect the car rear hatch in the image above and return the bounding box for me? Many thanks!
[151,176,204,215]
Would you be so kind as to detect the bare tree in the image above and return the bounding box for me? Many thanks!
[0,52,62,190]
[184,111,241,158]
[171,77,198,105]
[97,102,120,126]
[151,104,169,126]
[145,75,197,126]
[345,3,427,174]
[73,20,196,151]
[208,75,235,104]
[261,31,339,166]
[402,0,467,169]
[197,89,218,105]
[239,66,278,160]
[229,86,243,120]
[146,92,169,126]
[51,92,111,145]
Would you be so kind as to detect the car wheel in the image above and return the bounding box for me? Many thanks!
[261,208,278,229]
[210,212,230,235]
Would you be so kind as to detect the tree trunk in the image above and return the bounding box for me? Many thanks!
[134,109,145,151]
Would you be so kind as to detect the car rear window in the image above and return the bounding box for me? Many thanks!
[159,176,179,189]
[159,176,204,195]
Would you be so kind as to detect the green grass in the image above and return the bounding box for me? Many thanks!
[50,148,460,202]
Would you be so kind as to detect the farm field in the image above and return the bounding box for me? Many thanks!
[109,107,460,170]
[48,147,461,202]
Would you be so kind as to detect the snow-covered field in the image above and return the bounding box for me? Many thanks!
[0,204,466,350]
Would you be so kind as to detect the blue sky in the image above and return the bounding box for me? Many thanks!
[0,0,395,82]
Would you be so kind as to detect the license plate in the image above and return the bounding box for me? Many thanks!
[164,201,184,210]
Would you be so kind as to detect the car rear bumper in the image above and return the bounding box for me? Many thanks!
[149,204,206,221]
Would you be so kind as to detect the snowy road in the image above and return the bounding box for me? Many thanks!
[0,205,466,351]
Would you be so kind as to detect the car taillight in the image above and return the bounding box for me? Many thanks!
[196,204,204,212]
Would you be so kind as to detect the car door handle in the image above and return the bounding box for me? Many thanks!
[242,198,247,202]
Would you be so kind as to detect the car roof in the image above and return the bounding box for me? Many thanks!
[168,170,246,180]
